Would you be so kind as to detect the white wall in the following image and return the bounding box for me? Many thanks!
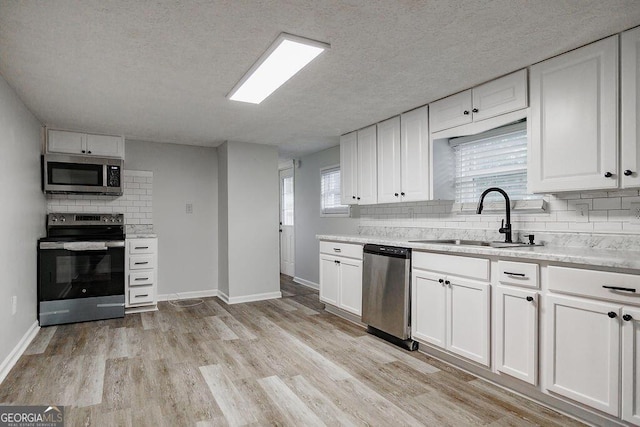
[125,140,218,296]
[218,141,280,301]
[0,75,45,368]
[294,146,359,286]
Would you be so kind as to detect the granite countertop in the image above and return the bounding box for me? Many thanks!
[317,234,640,271]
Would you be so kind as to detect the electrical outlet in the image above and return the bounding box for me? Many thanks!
[631,202,640,223]
[576,204,589,223]
[11,296,17,315]
[186,203,193,214]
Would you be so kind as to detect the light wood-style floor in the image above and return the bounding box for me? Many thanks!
[0,275,584,426]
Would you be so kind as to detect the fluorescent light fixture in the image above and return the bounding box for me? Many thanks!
[228,33,330,104]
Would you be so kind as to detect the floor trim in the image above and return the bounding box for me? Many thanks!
[0,321,39,385]
[293,276,319,290]
[218,290,282,305]
[158,289,219,302]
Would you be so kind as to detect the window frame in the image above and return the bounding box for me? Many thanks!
[320,164,350,218]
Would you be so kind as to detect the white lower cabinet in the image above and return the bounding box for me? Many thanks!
[545,295,620,416]
[125,237,158,311]
[319,242,363,316]
[622,307,640,424]
[412,267,490,366]
[495,286,538,385]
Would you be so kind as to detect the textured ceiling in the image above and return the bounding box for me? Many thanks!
[1,1,640,158]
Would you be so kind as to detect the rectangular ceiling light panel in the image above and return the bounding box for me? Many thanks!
[228,33,330,104]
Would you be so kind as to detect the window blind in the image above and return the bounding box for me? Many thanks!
[451,121,537,203]
[321,166,349,215]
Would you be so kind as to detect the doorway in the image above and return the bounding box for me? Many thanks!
[279,167,295,277]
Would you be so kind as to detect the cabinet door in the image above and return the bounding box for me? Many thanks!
[545,295,620,416]
[47,130,85,154]
[356,125,377,205]
[340,132,358,205]
[411,269,446,348]
[495,287,538,385]
[429,90,472,133]
[339,258,362,316]
[86,134,124,158]
[622,27,640,188]
[376,116,401,204]
[472,69,527,122]
[529,35,619,193]
[319,255,339,307]
[446,277,490,366]
[400,106,430,202]
[622,307,640,424]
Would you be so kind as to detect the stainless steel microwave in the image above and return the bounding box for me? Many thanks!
[43,153,124,195]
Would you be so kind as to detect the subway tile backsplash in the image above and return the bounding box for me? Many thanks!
[358,189,640,235]
[46,170,153,234]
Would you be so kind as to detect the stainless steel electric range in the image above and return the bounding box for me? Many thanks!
[37,213,125,326]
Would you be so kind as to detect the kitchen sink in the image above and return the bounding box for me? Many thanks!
[408,239,537,248]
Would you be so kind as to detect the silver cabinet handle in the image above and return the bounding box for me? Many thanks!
[134,277,149,281]
[134,261,149,265]
[135,246,149,250]
[504,271,526,277]
[602,285,636,293]
[135,294,149,298]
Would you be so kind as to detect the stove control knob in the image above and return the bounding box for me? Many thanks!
[111,218,116,222]
[117,217,122,223]
[60,216,66,222]
[51,217,57,222]
[103,218,108,222]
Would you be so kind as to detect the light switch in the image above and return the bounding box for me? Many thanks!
[186,203,193,214]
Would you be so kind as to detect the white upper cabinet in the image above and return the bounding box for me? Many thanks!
[622,27,640,188]
[377,116,402,203]
[529,35,619,193]
[47,129,125,158]
[377,108,431,204]
[340,132,358,205]
[429,70,527,133]
[340,126,377,205]
[401,106,430,202]
[356,125,378,205]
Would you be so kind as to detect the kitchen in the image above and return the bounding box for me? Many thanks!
[2,1,640,426]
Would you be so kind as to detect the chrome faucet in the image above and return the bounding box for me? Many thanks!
[476,187,512,243]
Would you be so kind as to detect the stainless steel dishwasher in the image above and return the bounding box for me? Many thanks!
[362,244,418,351]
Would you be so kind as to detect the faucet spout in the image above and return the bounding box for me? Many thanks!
[476,187,512,243]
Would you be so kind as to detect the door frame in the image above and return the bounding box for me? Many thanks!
[279,166,295,277]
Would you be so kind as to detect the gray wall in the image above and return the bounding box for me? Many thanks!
[0,75,45,368]
[125,140,218,296]
[219,141,280,300]
[294,145,359,286]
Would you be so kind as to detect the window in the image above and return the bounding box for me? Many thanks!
[451,121,539,203]
[320,166,350,216]
[281,173,294,226]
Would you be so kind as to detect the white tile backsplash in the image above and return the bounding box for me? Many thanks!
[46,170,153,234]
[358,190,640,235]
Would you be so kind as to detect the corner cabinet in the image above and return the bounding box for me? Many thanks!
[319,241,363,316]
[529,35,619,193]
[340,126,377,205]
[47,129,125,158]
[125,237,158,312]
[412,252,491,366]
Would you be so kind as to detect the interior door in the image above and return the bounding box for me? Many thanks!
[279,168,295,277]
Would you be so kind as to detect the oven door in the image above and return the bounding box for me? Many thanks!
[38,241,125,301]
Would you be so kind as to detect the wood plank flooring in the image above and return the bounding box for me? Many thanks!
[0,275,584,426]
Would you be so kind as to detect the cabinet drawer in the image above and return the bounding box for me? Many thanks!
[129,287,154,305]
[413,251,489,281]
[129,255,155,270]
[319,241,363,260]
[549,266,640,306]
[128,239,155,254]
[129,271,154,286]
[498,260,539,289]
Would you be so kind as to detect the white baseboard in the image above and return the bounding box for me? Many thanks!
[0,321,39,385]
[158,289,219,302]
[218,290,282,305]
[293,277,319,290]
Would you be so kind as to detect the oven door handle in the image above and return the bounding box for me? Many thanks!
[39,241,125,250]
